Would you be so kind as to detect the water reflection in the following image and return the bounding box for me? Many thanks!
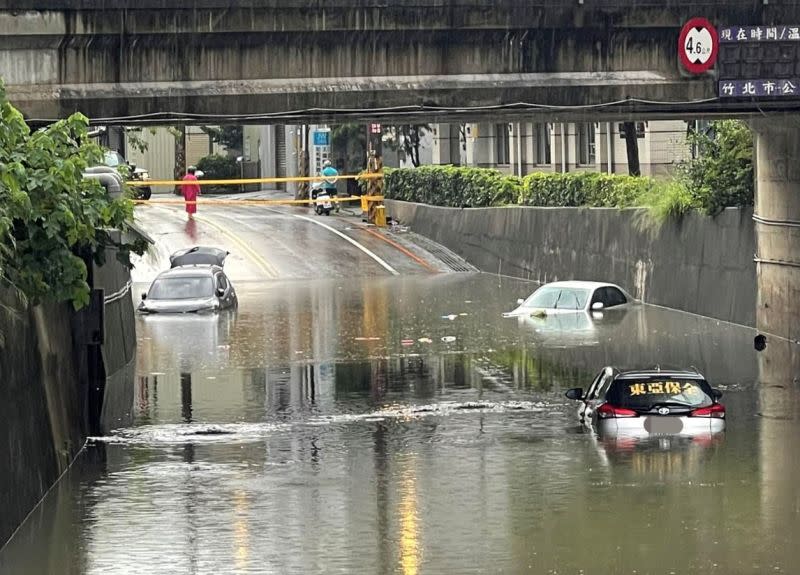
[2,273,799,575]
[595,433,724,481]
[397,458,420,575]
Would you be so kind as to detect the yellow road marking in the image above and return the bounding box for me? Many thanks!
[142,205,279,278]
[192,214,279,279]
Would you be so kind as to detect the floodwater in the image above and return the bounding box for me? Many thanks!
[2,273,799,575]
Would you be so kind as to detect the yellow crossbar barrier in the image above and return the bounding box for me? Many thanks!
[132,195,384,206]
[128,173,383,187]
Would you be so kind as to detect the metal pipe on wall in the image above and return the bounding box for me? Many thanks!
[509,123,515,176]
[607,121,613,174]
[560,123,567,173]
[517,122,523,177]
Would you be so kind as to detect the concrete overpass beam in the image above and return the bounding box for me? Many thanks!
[752,117,800,345]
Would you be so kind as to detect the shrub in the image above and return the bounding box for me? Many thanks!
[682,120,754,215]
[637,180,698,223]
[519,172,654,208]
[384,158,754,219]
[196,154,239,192]
[385,165,521,207]
[385,166,654,209]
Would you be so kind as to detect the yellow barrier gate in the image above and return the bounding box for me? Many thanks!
[129,172,388,226]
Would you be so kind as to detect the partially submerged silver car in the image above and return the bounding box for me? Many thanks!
[505,281,633,317]
[566,367,726,438]
[139,246,237,314]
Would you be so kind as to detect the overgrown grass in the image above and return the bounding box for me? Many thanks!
[637,180,699,224]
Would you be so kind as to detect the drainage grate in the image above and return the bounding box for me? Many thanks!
[403,232,478,273]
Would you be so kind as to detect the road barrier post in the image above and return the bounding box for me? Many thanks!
[374,205,387,227]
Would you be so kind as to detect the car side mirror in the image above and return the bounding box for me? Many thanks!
[517,298,525,305]
[130,164,137,172]
[711,388,723,400]
[591,302,604,310]
[565,388,584,401]
[216,288,225,297]
[141,292,147,300]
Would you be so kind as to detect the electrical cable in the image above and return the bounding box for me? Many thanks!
[26,96,727,125]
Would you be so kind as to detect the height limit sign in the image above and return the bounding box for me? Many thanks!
[679,18,719,74]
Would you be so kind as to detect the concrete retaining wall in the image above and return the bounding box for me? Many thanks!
[386,201,756,326]
[0,289,87,546]
[0,241,137,547]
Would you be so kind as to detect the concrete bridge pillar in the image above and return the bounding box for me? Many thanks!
[752,118,800,344]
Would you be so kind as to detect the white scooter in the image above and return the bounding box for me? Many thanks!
[312,183,333,216]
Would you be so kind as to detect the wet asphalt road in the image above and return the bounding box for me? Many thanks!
[1,196,799,574]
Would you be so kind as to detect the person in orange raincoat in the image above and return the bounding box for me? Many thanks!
[181,166,201,218]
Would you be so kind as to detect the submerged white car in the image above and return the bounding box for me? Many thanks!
[505,281,632,317]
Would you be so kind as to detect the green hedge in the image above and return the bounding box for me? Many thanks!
[520,172,656,208]
[384,165,522,207]
[384,166,657,209]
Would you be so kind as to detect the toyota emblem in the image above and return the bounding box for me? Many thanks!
[658,407,670,415]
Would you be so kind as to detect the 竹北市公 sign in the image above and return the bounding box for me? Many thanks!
[719,79,798,97]
[718,24,800,98]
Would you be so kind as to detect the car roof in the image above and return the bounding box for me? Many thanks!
[155,265,222,279]
[538,281,622,290]
[614,368,706,380]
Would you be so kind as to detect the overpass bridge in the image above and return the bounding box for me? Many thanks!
[2,1,800,124]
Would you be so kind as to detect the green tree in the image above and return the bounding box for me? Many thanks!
[0,81,140,309]
[201,125,243,153]
[331,123,367,174]
[383,124,430,167]
[682,119,754,215]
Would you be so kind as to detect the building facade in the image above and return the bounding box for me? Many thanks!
[431,120,694,177]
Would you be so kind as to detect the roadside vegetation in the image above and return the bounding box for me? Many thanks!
[0,82,140,309]
[196,154,240,192]
[384,120,754,222]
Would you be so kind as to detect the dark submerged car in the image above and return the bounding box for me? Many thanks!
[139,247,237,314]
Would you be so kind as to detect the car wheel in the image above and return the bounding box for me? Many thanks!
[140,187,152,200]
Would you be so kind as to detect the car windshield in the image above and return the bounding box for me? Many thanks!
[605,378,714,410]
[148,276,213,300]
[523,286,590,310]
[104,151,123,167]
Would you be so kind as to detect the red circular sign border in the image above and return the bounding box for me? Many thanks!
[679,17,719,74]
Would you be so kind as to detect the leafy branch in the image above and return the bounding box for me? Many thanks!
[0,80,142,309]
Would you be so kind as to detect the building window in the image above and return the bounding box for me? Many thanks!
[577,123,596,165]
[495,124,510,165]
[535,123,551,165]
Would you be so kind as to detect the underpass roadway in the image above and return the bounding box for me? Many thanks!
[131,190,475,285]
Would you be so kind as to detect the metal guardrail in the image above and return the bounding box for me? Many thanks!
[104,279,132,305]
